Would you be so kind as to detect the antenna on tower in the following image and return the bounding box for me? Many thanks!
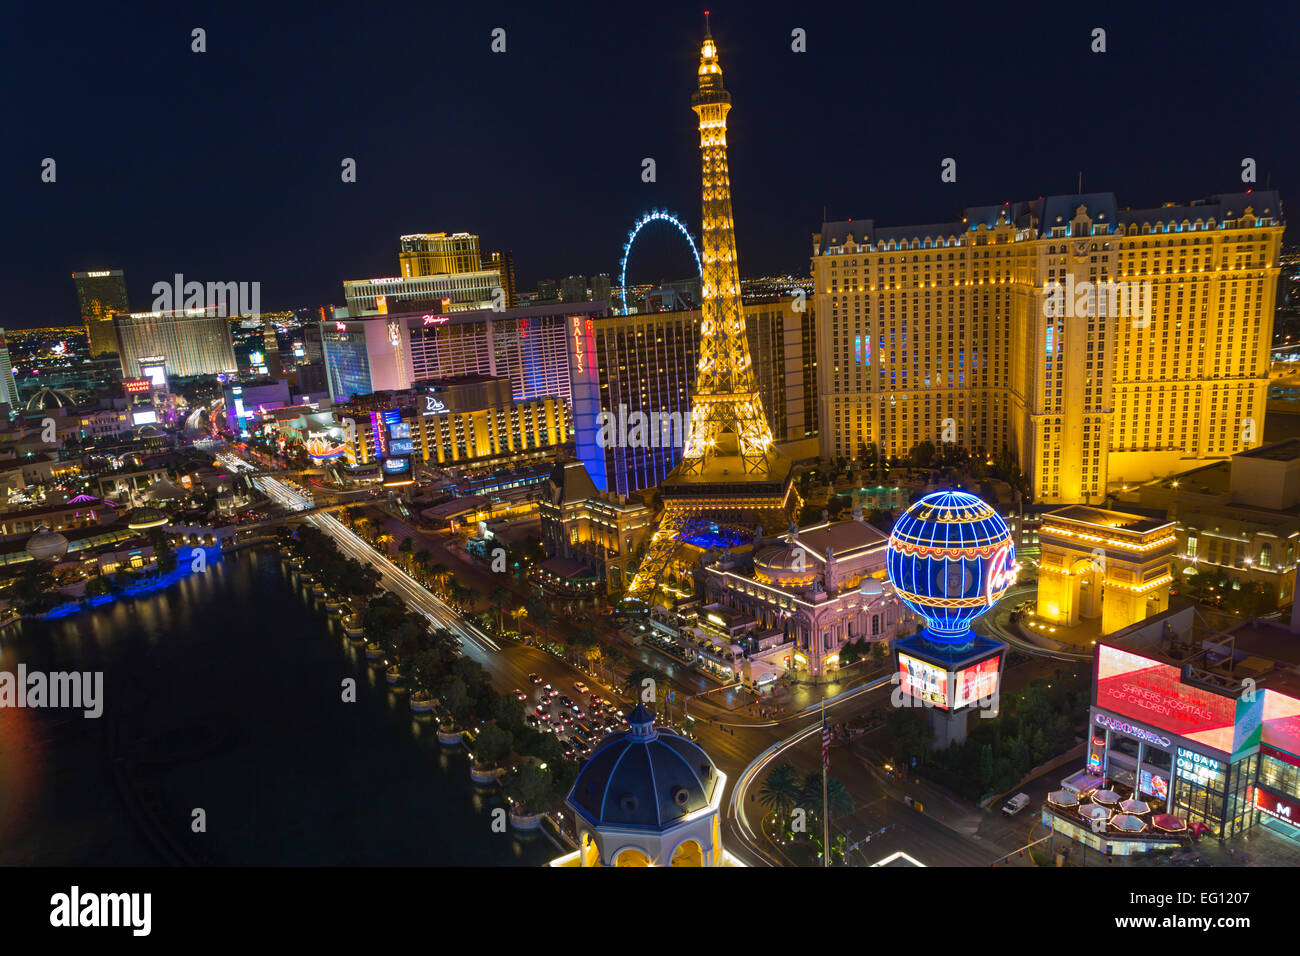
[704,9,712,35]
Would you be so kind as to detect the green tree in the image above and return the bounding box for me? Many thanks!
[439,676,472,726]
[473,722,514,769]
[758,762,802,822]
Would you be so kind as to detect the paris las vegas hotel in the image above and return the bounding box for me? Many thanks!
[814,190,1283,503]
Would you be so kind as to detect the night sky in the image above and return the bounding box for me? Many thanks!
[4,0,1296,327]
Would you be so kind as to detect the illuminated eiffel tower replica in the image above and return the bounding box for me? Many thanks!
[626,19,798,606]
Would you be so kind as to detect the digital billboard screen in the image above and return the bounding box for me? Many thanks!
[142,364,167,387]
[1095,645,1238,753]
[389,438,414,456]
[382,457,409,474]
[898,652,948,710]
[1256,787,1300,830]
[1139,769,1169,801]
[953,655,1000,710]
[131,409,158,426]
[1262,689,1300,760]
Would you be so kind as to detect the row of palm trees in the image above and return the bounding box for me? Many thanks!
[340,505,628,690]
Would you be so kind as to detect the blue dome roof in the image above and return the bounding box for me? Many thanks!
[568,705,720,831]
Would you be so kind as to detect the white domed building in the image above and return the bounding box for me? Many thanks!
[549,705,742,867]
[704,511,908,679]
[25,526,70,563]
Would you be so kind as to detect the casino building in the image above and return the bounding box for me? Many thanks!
[704,508,907,678]
[815,191,1284,504]
[315,298,817,496]
[318,302,601,405]
[337,376,569,472]
[1080,601,1300,844]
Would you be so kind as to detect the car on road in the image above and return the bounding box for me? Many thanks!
[571,707,585,719]
[1002,793,1031,816]
[513,689,527,702]
[557,695,574,709]
[542,683,554,694]
[528,673,542,684]
[525,715,540,729]
[559,711,574,724]
[573,681,589,695]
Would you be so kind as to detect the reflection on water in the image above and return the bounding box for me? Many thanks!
[0,549,550,866]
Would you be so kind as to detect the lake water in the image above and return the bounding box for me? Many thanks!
[0,548,551,866]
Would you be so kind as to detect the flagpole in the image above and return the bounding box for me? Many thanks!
[822,696,830,867]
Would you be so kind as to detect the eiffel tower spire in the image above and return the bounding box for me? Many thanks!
[678,24,775,477]
[624,22,797,606]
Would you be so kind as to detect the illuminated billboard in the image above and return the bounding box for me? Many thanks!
[141,362,167,387]
[131,409,158,426]
[382,455,413,487]
[1095,645,1239,753]
[123,377,151,394]
[1256,788,1300,830]
[1139,768,1169,801]
[1262,689,1300,760]
[953,655,1000,710]
[898,652,948,710]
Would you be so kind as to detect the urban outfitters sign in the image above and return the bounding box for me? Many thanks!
[1175,747,1221,785]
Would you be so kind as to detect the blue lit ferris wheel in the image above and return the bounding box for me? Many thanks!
[885,490,1018,644]
[617,210,703,315]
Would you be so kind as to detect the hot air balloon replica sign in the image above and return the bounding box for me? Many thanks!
[886,490,1015,747]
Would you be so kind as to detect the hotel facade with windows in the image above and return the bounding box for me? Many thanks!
[318,297,818,497]
[814,191,1284,504]
[338,375,568,471]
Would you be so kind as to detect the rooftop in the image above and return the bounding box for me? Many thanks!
[1045,505,1173,535]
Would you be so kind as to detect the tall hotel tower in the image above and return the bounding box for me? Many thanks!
[73,270,130,358]
[814,193,1283,504]
[626,22,798,604]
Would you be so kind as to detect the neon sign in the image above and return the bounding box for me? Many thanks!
[1095,713,1171,749]
[1256,788,1300,829]
[984,543,1017,606]
[571,315,586,374]
[1176,747,1221,784]
[421,314,450,326]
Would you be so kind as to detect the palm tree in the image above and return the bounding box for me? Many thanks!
[509,605,528,639]
[429,563,451,595]
[488,585,510,633]
[398,537,413,569]
[375,531,395,555]
[412,548,432,583]
[531,605,555,644]
[758,763,802,827]
[571,625,600,671]
[826,777,854,817]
